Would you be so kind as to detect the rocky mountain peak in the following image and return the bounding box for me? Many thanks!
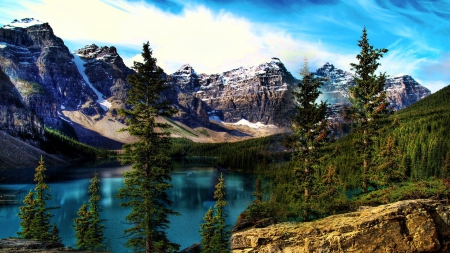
[74,44,121,64]
[312,62,431,126]
[2,18,45,30]
[173,64,197,77]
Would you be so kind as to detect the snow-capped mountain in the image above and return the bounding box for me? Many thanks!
[167,58,296,127]
[0,18,102,129]
[0,18,433,147]
[313,62,431,110]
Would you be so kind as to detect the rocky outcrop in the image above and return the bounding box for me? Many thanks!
[314,63,431,110]
[73,44,134,114]
[0,67,43,142]
[231,199,450,253]
[167,58,296,127]
[0,18,100,128]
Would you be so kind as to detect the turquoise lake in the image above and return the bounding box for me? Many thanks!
[0,160,256,252]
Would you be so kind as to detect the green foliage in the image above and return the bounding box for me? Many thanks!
[347,27,390,193]
[116,42,179,253]
[168,135,289,172]
[356,179,450,206]
[200,173,230,253]
[74,173,105,251]
[74,203,90,249]
[17,157,58,242]
[51,223,62,244]
[329,85,450,188]
[43,127,113,158]
[200,207,215,253]
[289,58,330,219]
[253,177,263,202]
[372,136,405,186]
[17,190,36,239]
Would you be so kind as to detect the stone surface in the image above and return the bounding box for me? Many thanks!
[0,18,100,128]
[0,67,44,143]
[314,63,431,111]
[167,58,296,127]
[231,199,450,253]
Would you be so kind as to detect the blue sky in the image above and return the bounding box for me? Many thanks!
[1,0,449,92]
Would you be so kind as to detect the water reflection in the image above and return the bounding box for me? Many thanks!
[0,163,255,252]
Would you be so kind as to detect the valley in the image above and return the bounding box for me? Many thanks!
[0,17,449,253]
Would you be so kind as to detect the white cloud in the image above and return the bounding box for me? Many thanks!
[0,0,447,92]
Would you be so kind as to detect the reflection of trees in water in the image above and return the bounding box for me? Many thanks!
[167,169,255,210]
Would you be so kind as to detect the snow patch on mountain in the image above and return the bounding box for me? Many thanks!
[209,116,277,129]
[3,18,44,29]
[72,54,111,111]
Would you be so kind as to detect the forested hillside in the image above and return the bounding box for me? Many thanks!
[332,84,450,187]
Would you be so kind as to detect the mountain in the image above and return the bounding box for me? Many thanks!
[0,19,434,148]
[167,58,296,127]
[0,18,104,130]
[314,62,431,110]
[0,67,43,141]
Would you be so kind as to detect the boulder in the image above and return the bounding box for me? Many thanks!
[231,199,450,253]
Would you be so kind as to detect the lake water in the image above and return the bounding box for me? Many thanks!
[0,160,256,252]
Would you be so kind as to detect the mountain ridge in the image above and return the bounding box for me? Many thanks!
[0,18,433,151]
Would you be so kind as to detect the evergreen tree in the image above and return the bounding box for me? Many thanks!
[442,153,450,180]
[374,136,405,186]
[116,42,179,253]
[348,27,389,193]
[86,173,105,250]
[289,58,329,220]
[17,190,36,239]
[74,173,105,251]
[51,223,62,244]
[74,203,90,250]
[199,207,215,253]
[212,173,230,253]
[252,177,263,202]
[17,157,56,241]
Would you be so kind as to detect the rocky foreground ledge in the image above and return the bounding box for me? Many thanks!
[231,199,450,253]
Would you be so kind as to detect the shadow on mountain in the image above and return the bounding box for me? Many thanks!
[69,121,125,150]
[209,122,252,137]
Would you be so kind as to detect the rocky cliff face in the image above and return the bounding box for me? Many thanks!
[167,58,296,127]
[73,44,134,115]
[0,18,101,128]
[0,19,434,145]
[231,199,450,253]
[0,67,43,142]
[314,62,431,110]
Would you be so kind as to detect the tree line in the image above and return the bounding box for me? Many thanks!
[16,28,450,252]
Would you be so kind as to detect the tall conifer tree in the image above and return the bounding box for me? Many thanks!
[74,173,105,251]
[116,42,179,253]
[17,157,57,242]
[348,27,390,193]
[290,58,329,220]
[200,173,230,253]
[212,173,229,252]
[200,207,215,253]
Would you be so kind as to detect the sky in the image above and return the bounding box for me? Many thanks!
[0,0,449,92]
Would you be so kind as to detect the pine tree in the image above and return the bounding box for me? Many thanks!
[33,156,54,241]
[252,177,263,202]
[86,173,105,250]
[199,207,215,253]
[17,157,57,241]
[74,173,105,251]
[17,190,36,239]
[74,203,90,250]
[51,223,62,244]
[212,173,230,253]
[374,136,405,186]
[289,58,329,220]
[116,42,179,253]
[348,27,389,193]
